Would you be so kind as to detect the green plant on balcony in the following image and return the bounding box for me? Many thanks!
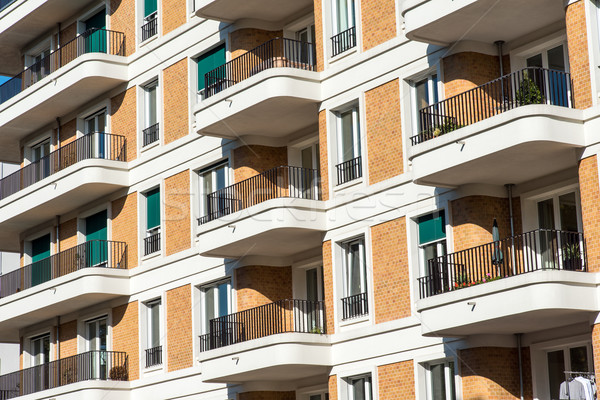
[516,75,543,105]
[310,326,324,334]
[109,365,128,381]
[431,118,462,138]
[453,272,503,289]
[562,243,582,271]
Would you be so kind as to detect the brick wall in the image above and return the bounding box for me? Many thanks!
[163,58,189,145]
[593,324,600,380]
[229,29,283,59]
[378,360,414,399]
[112,301,139,380]
[110,0,135,56]
[59,320,77,358]
[59,119,77,147]
[323,240,335,334]
[235,265,292,311]
[166,284,193,372]
[314,0,325,71]
[112,192,138,269]
[164,170,190,256]
[371,217,410,323]
[58,23,78,67]
[566,0,593,109]
[365,79,403,184]
[579,155,600,272]
[442,52,510,99]
[162,0,187,36]
[361,0,396,51]
[328,374,338,400]
[460,347,533,400]
[318,110,329,200]
[59,218,78,251]
[238,392,296,400]
[232,145,287,182]
[111,87,137,162]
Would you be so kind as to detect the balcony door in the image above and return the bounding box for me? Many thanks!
[30,334,50,393]
[305,267,324,332]
[199,161,229,219]
[85,110,107,159]
[86,317,108,380]
[31,234,51,287]
[201,279,232,349]
[85,210,108,268]
[30,138,51,182]
[300,143,320,199]
[525,44,569,106]
[83,9,107,54]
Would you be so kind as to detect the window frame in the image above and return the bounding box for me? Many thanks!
[344,373,373,400]
[424,360,457,400]
[197,160,230,218]
[416,210,447,278]
[341,237,367,298]
[199,278,232,335]
[411,72,441,136]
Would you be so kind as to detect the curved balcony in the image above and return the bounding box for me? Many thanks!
[199,299,330,383]
[409,68,584,187]
[197,166,326,258]
[194,38,320,140]
[194,0,313,23]
[416,229,597,337]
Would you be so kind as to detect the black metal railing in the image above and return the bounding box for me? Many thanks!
[199,299,326,352]
[410,67,574,145]
[141,15,158,42]
[0,29,125,105]
[0,240,127,299]
[0,350,128,398]
[418,229,586,299]
[0,132,126,201]
[336,156,362,186]
[144,346,162,368]
[144,232,161,256]
[198,165,320,225]
[143,123,160,146]
[331,26,356,57]
[341,292,368,320]
[204,37,316,98]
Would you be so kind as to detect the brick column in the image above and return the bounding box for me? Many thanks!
[578,155,600,272]
[566,0,593,109]
[592,324,600,399]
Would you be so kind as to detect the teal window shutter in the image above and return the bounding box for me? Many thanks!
[418,212,446,245]
[197,44,226,91]
[145,0,157,16]
[146,188,160,229]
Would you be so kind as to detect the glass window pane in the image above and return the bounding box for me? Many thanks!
[217,282,229,317]
[146,84,157,126]
[150,302,160,347]
[448,362,456,400]
[336,0,349,32]
[416,79,429,109]
[527,54,543,68]
[352,377,365,400]
[570,346,589,372]
[547,350,565,400]
[302,147,314,170]
[214,165,227,190]
[349,242,363,295]
[204,286,215,332]
[548,45,565,71]
[431,75,439,104]
[559,192,578,232]
[431,363,446,400]
[340,110,354,162]
[537,198,555,229]
[306,268,318,302]
[98,113,105,133]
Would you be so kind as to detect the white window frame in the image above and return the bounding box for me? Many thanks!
[197,160,230,218]
[424,360,457,400]
[146,299,162,350]
[411,72,441,136]
[341,237,367,298]
[331,0,356,36]
[143,79,159,130]
[416,210,447,278]
[199,278,232,335]
[335,105,361,165]
[344,373,373,400]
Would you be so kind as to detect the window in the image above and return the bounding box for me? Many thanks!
[296,25,316,65]
[30,334,50,391]
[335,105,362,185]
[345,374,372,400]
[145,299,162,368]
[331,0,356,56]
[86,317,108,379]
[417,211,447,296]
[143,80,159,146]
[197,44,226,98]
[26,47,51,85]
[141,0,158,41]
[413,74,440,136]
[425,361,456,400]
[29,138,51,180]
[199,279,232,351]
[84,109,108,159]
[546,344,592,400]
[341,237,368,320]
[144,187,161,256]
[198,161,229,221]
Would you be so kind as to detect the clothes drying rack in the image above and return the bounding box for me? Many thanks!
[562,371,596,400]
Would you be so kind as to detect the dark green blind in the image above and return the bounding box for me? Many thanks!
[146,188,160,229]
[32,234,51,262]
[145,0,157,16]
[418,212,445,245]
[197,44,226,91]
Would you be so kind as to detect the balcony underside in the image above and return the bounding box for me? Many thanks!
[194,0,313,23]
[417,270,598,337]
[402,0,565,45]
[0,54,128,163]
[409,106,585,187]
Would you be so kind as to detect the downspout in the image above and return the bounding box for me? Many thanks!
[516,333,524,400]
[57,316,60,380]
[506,184,516,275]
[495,40,506,102]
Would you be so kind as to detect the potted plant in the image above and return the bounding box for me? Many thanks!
[562,243,582,271]
[516,75,543,105]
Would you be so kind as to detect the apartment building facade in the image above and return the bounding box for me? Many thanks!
[0,0,598,399]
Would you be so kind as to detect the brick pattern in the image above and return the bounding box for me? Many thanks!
[163,58,189,145]
[57,23,78,68]
[592,324,600,383]
[161,0,187,36]
[579,155,600,272]
[451,195,523,252]
[166,284,193,372]
[361,0,396,51]
[229,29,283,59]
[235,266,292,311]
[313,0,325,71]
[443,52,510,99]
[112,192,138,269]
[371,217,410,323]
[566,0,593,109]
[112,301,139,380]
[110,0,135,56]
[111,87,137,162]
[58,320,77,358]
[323,240,335,334]
[164,170,191,256]
[233,145,288,183]
[460,347,533,400]
[59,218,78,251]
[328,374,338,400]
[238,392,296,400]
[19,337,23,370]
[318,110,329,200]
[365,79,403,184]
[59,119,77,147]
[378,360,414,399]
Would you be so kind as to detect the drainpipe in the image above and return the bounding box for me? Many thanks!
[495,41,506,103]
[517,333,524,400]
[506,184,516,275]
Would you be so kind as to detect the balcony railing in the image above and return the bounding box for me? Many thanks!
[198,165,320,225]
[336,156,362,185]
[145,346,162,368]
[204,37,316,99]
[0,28,125,105]
[341,292,368,320]
[141,15,158,42]
[0,240,127,299]
[142,123,160,146]
[331,26,356,57]
[410,67,574,145]
[199,299,326,352]
[0,350,128,398]
[418,229,586,299]
[0,132,126,201]
[144,232,161,256]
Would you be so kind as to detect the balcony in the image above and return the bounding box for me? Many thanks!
[402,0,565,45]
[198,299,330,383]
[331,27,356,57]
[0,133,128,253]
[409,68,584,187]
[197,166,326,258]
[194,0,313,23]
[0,29,127,162]
[416,229,597,336]
[194,38,320,140]
[0,240,129,341]
[0,350,128,398]
[145,346,162,368]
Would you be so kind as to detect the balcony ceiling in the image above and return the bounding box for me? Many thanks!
[195,0,313,23]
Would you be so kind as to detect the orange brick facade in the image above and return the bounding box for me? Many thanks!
[112,301,139,380]
[365,79,403,185]
[328,374,338,400]
[59,218,78,251]
[235,265,292,311]
[322,240,335,334]
[111,87,137,162]
[314,0,325,71]
[164,170,191,256]
[163,58,189,145]
[566,0,593,109]
[378,360,415,399]
[58,320,78,358]
[361,0,397,51]
[112,192,139,269]
[579,155,600,272]
[58,119,77,147]
[110,0,136,57]
[161,0,187,36]
[229,29,283,59]
[233,145,288,183]
[592,324,600,384]
[442,52,510,99]
[318,110,329,200]
[166,284,193,372]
